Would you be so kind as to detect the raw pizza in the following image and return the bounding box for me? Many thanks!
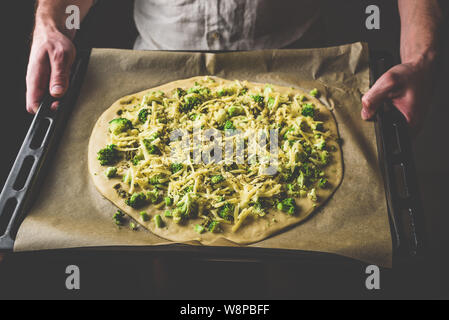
[88,76,343,244]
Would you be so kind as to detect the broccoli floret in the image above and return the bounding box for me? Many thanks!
[239,87,248,96]
[286,183,299,196]
[138,108,150,123]
[170,163,183,174]
[297,171,308,189]
[164,196,173,206]
[122,170,132,185]
[210,175,224,185]
[267,97,276,109]
[146,189,161,204]
[187,86,210,97]
[194,224,205,234]
[109,118,132,135]
[164,210,172,217]
[283,127,295,140]
[148,175,162,185]
[296,151,308,163]
[148,132,160,142]
[207,220,221,233]
[264,85,273,95]
[141,91,164,106]
[113,210,126,226]
[302,143,312,155]
[223,120,236,131]
[301,104,315,118]
[300,162,313,177]
[308,188,317,202]
[277,198,297,215]
[105,167,117,179]
[319,151,330,165]
[140,211,150,222]
[252,201,267,217]
[182,186,193,194]
[174,88,186,99]
[280,168,296,183]
[310,88,319,97]
[217,88,236,97]
[312,123,324,132]
[251,94,264,107]
[172,192,198,222]
[315,140,326,151]
[227,105,244,117]
[97,144,120,166]
[180,95,202,113]
[318,177,328,188]
[154,214,164,228]
[132,153,144,165]
[189,113,200,121]
[218,202,234,221]
[143,139,160,155]
[125,192,147,208]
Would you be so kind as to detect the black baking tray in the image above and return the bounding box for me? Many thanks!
[0,48,423,266]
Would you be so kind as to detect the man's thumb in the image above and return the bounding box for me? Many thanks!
[49,49,75,98]
[361,71,398,120]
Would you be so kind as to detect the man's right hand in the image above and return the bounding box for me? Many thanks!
[26,21,76,114]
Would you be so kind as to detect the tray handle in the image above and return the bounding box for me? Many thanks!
[0,50,90,251]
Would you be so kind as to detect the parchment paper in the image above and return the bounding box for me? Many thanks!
[14,42,392,267]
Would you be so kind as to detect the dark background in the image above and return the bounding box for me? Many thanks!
[0,0,448,299]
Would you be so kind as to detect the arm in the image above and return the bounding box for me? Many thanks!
[26,0,94,113]
[361,0,443,129]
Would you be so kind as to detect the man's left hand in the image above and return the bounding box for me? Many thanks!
[361,57,436,131]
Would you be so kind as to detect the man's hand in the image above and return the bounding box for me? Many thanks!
[26,24,76,113]
[26,0,94,114]
[361,0,441,131]
[361,58,435,130]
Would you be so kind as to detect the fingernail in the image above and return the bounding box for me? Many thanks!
[361,108,369,120]
[51,85,64,95]
[27,104,39,114]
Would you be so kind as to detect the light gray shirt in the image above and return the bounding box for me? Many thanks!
[133,0,322,51]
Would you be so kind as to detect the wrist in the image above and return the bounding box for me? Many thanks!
[402,48,438,71]
[34,17,76,40]
[34,6,77,40]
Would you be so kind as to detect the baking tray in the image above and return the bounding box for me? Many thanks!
[0,48,423,265]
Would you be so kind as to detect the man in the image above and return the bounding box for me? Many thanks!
[26,0,442,130]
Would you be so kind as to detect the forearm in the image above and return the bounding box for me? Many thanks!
[35,0,95,39]
[398,0,442,64]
